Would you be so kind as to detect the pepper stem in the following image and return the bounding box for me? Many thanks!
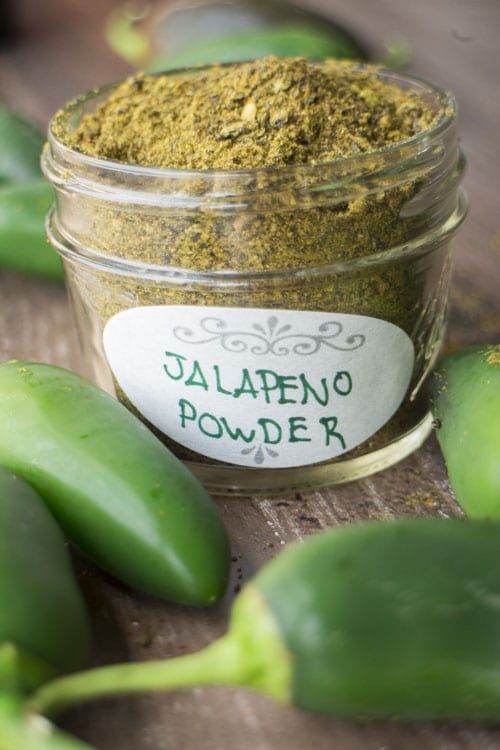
[27,585,293,719]
[27,634,247,718]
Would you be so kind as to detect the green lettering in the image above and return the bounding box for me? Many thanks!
[199,412,223,439]
[299,373,329,406]
[277,375,299,405]
[220,418,255,443]
[288,416,311,443]
[319,416,346,449]
[185,360,209,391]
[258,418,282,444]
[213,365,232,395]
[163,351,186,381]
[333,371,352,396]
[255,369,280,404]
[179,398,196,428]
[233,369,259,399]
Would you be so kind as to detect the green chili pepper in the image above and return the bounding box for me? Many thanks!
[0,693,94,750]
[28,518,500,721]
[0,468,90,693]
[0,108,45,186]
[0,362,229,607]
[106,0,369,69]
[0,181,61,280]
[149,25,366,72]
[0,107,62,280]
[431,344,500,518]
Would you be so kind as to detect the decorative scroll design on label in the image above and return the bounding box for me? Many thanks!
[240,443,280,465]
[173,315,365,356]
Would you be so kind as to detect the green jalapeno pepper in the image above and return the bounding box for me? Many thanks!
[148,25,368,71]
[106,0,369,69]
[0,107,62,280]
[0,362,229,607]
[431,344,500,518]
[28,518,500,721]
[0,181,61,280]
[0,694,94,750]
[0,107,45,185]
[0,468,90,693]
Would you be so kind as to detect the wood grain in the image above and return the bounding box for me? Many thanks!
[0,1,499,747]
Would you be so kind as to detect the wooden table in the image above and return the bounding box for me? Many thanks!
[1,1,499,747]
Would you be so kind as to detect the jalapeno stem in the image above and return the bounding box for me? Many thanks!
[27,635,248,718]
[28,586,292,719]
[0,643,58,693]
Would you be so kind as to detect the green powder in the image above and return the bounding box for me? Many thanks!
[59,57,440,169]
[53,59,448,275]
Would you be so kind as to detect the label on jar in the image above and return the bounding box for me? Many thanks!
[103,306,414,468]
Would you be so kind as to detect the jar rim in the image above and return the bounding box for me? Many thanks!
[46,64,456,182]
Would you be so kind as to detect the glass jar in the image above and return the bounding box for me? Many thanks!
[42,67,467,495]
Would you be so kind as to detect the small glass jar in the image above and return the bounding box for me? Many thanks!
[43,66,467,495]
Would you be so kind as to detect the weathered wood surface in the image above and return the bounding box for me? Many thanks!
[0,1,499,747]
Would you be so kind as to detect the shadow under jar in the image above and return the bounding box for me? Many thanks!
[42,66,467,496]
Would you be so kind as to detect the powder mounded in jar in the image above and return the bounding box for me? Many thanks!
[56,56,443,170]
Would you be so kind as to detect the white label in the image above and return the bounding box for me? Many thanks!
[103,306,414,469]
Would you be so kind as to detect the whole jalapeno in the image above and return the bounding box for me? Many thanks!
[0,468,90,693]
[29,518,500,721]
[0,362,229,607]
[431,344,500,519]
